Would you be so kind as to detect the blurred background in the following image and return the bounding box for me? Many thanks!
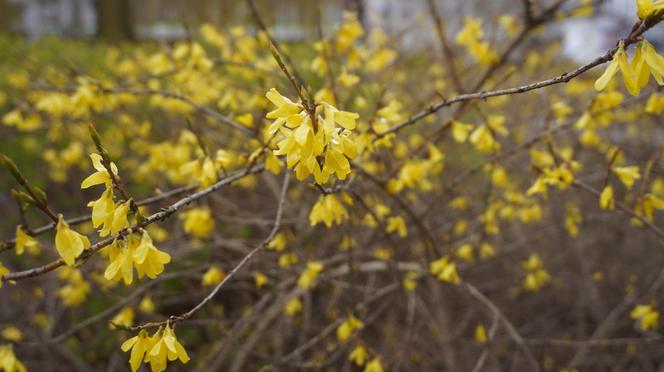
[0,0,659,62]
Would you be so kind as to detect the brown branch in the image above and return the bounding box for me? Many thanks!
[0,184,196,253]
[572,180,664,240]
[376,16,661,138]
[464,283,541,372]
[1,166,264,283]
[426,0,463,93]
[128,171,290,330]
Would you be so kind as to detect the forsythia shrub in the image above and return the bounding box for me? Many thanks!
[1,1,664,370]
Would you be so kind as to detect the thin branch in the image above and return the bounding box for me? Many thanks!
[128,172,290,330]
[572,180,664,240]
[1,166,264,283]
[376,17,662,138]
[426,0,463,93]
[0,184,195,253]
[464,283,541,372]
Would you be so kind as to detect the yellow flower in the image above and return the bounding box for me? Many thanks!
[179,207,215,239]
[349,344,370,366]
[99,200,131,237]
[595,45,639,96]
[600,185,615,210]
[285,297,303,316]
[104,239,137,285]
[337,68,360,87]
[475,324,488,343]
[565,204,583,237]
[479,243,496,259]
[202,266,225,287]
[429,256,461,284]
[55,214,90,266]
[0,344,27,372]
[309,195,349,227]
[265,152,282,175]
[254,272,269,288]
[57,267,90,306]
[265,88,302,120]
[139,296,155,313]
[0,263,9,288]
[451,121,474,143]
[337,315,364,341]
[14,226,39,255]
[121,330,155,372]
[180,157,218,189]
[613,166,641,190]
[297,261,324,289]
[133,231,171,280]
[522,254,543,271]
[385,216,407,237]
[524,270,551,291]
[632,40,664,88]
[80,153,118,189]
[469,125,500,153]
[336,11,364,52]
[146,325,190,371]
[638,193,664,221]
[402,271,419,291]
[110,307,135,329]
[522,254,551,291]
[268,232,289,252]
[637,0,664,19]
[278,252,300,268]
[631,304,660,330]
[87,187,115,230]
[456,243,474,263]
[1,327,22,343]
[364,357,384,372]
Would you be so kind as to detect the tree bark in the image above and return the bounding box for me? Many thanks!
[95,0,135,42]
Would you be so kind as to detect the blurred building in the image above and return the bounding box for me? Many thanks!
[5,0,96,38]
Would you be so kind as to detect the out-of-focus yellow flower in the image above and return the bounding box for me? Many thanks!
[202,266,225,287]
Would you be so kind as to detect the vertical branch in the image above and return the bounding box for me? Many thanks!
[315,3,339,104]
[246,0,314,109]
[426,0,463,93]
[521,0,534,25]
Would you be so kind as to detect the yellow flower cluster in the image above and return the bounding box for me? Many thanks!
[455,17,499,67]
[0,344,26,372]
[57,267,90,306]
[297,261,324,289]
[83,153,130,237]
[631,304,660,330]
[104,231,171,285]
[121,325,189,372]
[265,88,359,184]
[522,254,551,292]
[309,194,350,227]
[430,255,461,284]
[337,315,364,341]
[179,207,215,239]
[595,40,664,96]
[387,145,444,193]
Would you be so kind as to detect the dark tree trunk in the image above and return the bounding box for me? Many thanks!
[95,0,135,42]
[343,0,365,27]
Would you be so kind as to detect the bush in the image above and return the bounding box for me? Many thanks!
[1,1,664,371]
